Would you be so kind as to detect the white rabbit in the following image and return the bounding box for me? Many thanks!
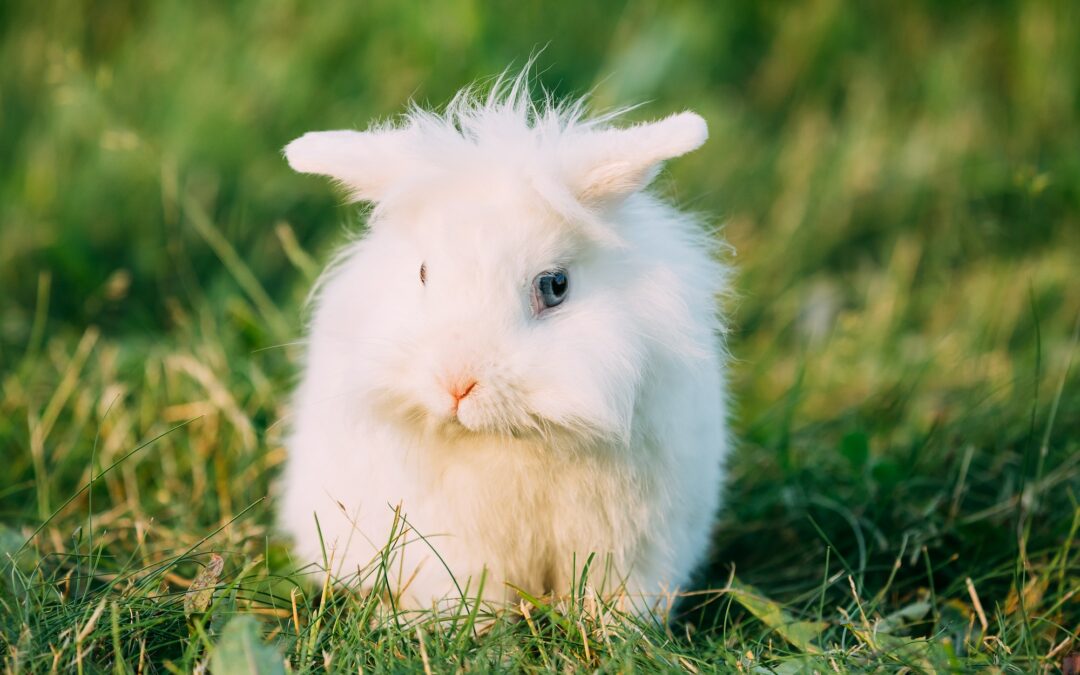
[279,75,730,618]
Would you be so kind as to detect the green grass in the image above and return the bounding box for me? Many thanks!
[2,0,1079,671]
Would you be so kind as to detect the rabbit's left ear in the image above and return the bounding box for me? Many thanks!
[568,112,707,205]
[284,128,413,203]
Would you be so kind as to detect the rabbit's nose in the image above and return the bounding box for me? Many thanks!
[447,378,477,409]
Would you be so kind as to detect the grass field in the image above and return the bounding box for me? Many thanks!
[2,1,1079,672]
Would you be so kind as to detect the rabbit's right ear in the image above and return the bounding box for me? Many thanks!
[284,129,412,202]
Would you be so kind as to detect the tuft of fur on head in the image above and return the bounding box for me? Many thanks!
[285,70,708,246]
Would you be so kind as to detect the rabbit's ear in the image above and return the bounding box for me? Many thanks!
[284,129,411,202]
[570,112,707,205]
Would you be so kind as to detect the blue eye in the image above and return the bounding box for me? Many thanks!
[533,269,569,311]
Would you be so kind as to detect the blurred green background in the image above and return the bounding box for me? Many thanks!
[1,1,1079,664]
[4,0,1077,344]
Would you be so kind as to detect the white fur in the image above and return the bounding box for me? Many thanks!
[280,75,730,617]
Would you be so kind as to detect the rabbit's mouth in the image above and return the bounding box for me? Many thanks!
[434,415,541,442]
[370,386,538,441]
[371,378,615,447]
[437,406,608,449]
[442,396,542,439]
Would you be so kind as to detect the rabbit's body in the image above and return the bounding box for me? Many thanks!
[280,80,729,615]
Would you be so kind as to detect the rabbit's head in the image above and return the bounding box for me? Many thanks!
[286,85,715,446]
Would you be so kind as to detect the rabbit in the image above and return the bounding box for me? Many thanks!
[279,74,731,618]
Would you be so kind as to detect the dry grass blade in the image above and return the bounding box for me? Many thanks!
[729,579,827,654]
[184,553,225,617]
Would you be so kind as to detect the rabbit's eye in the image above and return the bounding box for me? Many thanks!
[533,269,569,312]
[420,263,427,285]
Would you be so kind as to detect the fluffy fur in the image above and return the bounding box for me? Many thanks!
[279,74,730,617]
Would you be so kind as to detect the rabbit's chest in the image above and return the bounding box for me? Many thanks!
[413,439,657,579]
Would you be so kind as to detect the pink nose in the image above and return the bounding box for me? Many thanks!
[448,378,477,406]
